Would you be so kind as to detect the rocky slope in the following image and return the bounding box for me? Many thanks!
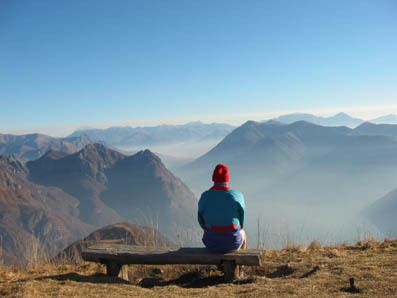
[27,144,199,244]
[0,142,199,265]
[0,155,95,265]
[27,144,126,226]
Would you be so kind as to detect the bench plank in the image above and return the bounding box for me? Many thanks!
[82,243,263,266]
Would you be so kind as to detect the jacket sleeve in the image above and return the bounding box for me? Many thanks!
[236,192,246,229]
[197,193,206,230]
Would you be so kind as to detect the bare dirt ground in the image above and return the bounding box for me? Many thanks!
[1,239,397,297]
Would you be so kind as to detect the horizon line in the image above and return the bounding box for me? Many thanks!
[2,105,397,137]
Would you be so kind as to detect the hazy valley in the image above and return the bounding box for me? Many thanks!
[174,117,397,246]
[1,113,397,265]
[3,2,397,294]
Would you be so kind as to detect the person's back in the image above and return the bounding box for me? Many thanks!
[198,164,246,252]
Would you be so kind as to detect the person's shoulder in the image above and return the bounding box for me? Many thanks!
[228,189,243,196]
[229,189,244,200]
[200,190,211,199]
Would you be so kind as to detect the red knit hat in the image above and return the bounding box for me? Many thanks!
[212,164,229,183]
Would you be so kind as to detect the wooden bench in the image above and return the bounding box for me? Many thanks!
[82,243,264,282]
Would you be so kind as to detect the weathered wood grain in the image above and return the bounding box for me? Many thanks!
[82,244,263,266]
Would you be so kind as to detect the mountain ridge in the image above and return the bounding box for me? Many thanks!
[27,143,199,244]
[354,122,397,138]
[1,142,200,264]
[0,133,94,161]
[0,154,96,265]
[176,119,397,244]
[69,122,235,147]
[271,112,364,127]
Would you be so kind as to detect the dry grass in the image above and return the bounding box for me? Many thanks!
[1,239,397,297]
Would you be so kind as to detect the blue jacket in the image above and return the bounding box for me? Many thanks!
[198,187,245,252]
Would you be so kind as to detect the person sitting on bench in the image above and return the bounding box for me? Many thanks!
[198,164,246,252]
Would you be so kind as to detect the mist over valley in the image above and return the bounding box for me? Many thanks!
[175,118,397,247]
[1,114,397,264]
[2,3,397,294]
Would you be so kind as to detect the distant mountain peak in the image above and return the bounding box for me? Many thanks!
[75,143,126,170]
[185,121,203,126]
[127,149,162,165]
[289,120,318,127]
[356,121,376,128]
[354,121,397,138]
[78,143,124,157]
[64,133,95,143]
[371,114,397,124]
[241,120,261,127]
[41,149,69,160]
[330,112,358,121]
[143,148,154,154]
[334,112,350,117]
[264,120,286,126]
[82,143,107,151]
[271,112,364,128]
[68,122,235,148]
[0,132,94,161]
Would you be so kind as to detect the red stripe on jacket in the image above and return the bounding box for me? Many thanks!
[210,223,240,232]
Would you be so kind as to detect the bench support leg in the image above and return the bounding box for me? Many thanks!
[223,261,239,282]
[120,265,129,281]
[105,261,121,277]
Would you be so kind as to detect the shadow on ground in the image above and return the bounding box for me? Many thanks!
[137,270,256,288]
[34,272,131,285]
[266,264,296,278]
[14,269,256,288]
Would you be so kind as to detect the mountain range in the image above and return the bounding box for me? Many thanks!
[179,120,355,194]
[271,112,364,127]
[0,144,199,264]
[2,117,397,262]
[354,121,397,138]
[69,121,235,147]
[0,154,95,265]
[0,133,94,161]
[26,144,199,242]
[271,112,397,127]
[176,120,397,243]
[371,114,397,124]
[3,113,397,163]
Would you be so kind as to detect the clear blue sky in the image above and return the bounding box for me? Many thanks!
[1,0,397,135]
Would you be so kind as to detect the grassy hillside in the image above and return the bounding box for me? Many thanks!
[1,239,397,297]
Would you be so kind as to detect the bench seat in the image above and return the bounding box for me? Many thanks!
[82,243,264,282]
